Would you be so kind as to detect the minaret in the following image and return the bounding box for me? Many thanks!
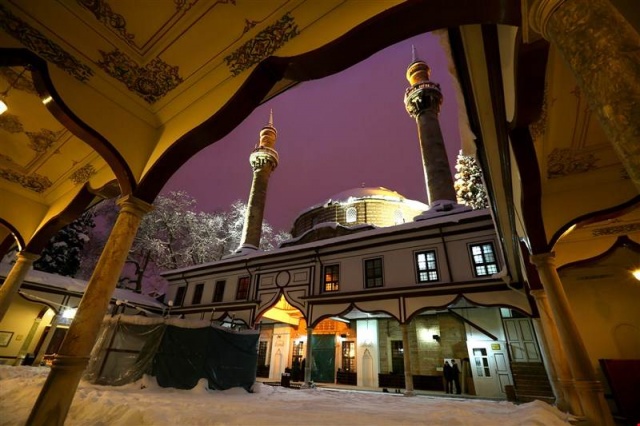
[404,47,459,212]
[236,111,279,253]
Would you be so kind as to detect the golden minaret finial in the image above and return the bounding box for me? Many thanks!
[406,46,431,86]
[259,109,277,148]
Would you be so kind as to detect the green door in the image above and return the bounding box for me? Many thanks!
[311,335,335,383]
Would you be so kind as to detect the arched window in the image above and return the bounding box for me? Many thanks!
[346,207,357,223]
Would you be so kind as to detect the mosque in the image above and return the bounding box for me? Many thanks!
[161,56,544,400]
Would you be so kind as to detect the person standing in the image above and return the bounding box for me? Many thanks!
[451,359,461,394]
[443,361,453,394]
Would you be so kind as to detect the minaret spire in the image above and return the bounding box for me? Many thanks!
[234,110,280,254]
[403,48,467,217]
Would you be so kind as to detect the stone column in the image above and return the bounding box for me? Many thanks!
[527,0,640,192]
[400,322,415,396]
[13,313,43,365]
[27,195,152,426]
[530,291,580,415]
[0,251,39,322]
[304,327,313,384]
[530,253,613,426]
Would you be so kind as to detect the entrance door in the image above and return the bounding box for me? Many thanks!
[467,341,513,398]
[311,335,335,383]
[504,318,542,363]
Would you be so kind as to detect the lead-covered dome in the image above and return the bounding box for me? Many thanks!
[290,187,428,238]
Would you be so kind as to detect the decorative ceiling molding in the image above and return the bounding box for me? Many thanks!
[25,129,63,153]
[97,49,183,103]
[547,147,599,178]
[69,163,96,185]
[174,0,206,12]
[0,67,37,94]
[0,167,52,193]
[0,114,24,133]
[225,12,299,77]
[0,4,94,82]
[76,0,135,46]
[529,83,549,142]
[592,223,640,237]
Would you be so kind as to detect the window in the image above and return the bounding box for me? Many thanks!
[236,276,250,300]
[416,250,439,282]
[192,283,204,304]
[213,280,226,302]
[257,341,268,367]
[342,341,355,371]
[470,243,499,276]
[346,207,357,223]
[473,348,491,377]
[174,286,186,306]
[391,340,404,374]
[364,258,383,288]
[323,265,340,292]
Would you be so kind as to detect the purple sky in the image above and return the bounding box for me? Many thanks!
[162,32,460,233]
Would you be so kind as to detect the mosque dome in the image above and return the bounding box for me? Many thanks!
[289,186,428,239]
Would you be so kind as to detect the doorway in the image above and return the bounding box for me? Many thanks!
[467,341,513,398]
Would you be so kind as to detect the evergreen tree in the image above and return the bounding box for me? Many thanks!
[34,211,95,277]
[454,151,489,210]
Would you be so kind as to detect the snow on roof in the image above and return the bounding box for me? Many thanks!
[0,263,164,309]
[294,186,429,220]
[163,209,492,277]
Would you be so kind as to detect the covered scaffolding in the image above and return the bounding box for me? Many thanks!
[84,315,259,391]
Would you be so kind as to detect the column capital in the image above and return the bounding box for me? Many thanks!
[530,251,557,269]
[16,250,40,263]
[116,195,154,218]
[522,0,566,42]
[529,289,547,299]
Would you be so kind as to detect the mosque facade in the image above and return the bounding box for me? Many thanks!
[161,55,546,400]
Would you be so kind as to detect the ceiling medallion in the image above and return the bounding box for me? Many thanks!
[69,164,97,185]
[225,12,299,77]
[97,49,183,103]
[0,4,94,82]
[0,167,52,193]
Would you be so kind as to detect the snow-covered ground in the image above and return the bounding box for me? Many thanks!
[0,366,573,425]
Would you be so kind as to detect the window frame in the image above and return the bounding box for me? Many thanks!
[415,250,439,283]
[192,283,204,305]
[236,276,250,300]
[174,285,186,306]
[323,264,340,292]
[469,242,499,277]
[345,207,357,223]
[363,257,384,288]
[212,280,226,303]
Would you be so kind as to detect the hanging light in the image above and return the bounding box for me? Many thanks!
[0,67,29,115]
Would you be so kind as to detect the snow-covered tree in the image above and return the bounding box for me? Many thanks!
[454,151,489,210]
[33,211,95,277]
[77,191,290,294]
